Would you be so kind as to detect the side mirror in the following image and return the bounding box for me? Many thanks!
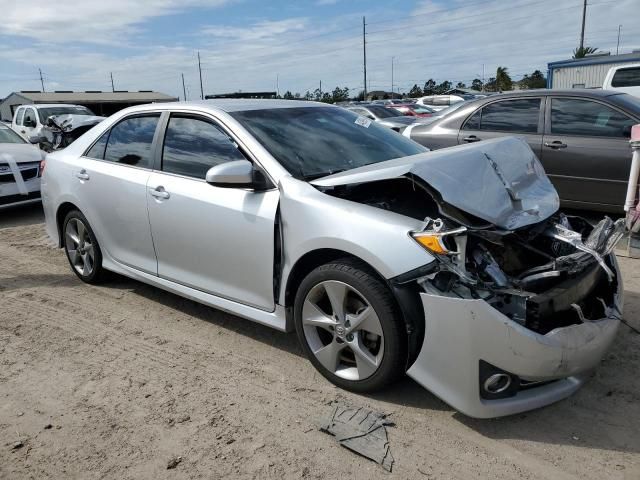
[28,135,46,144]
[206,160,255,188]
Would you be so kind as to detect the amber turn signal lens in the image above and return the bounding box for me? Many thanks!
[413,234,449,255]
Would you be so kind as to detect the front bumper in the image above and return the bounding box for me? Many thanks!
[406,263,623,418]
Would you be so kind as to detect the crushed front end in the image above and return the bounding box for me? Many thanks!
[405,214,625,418]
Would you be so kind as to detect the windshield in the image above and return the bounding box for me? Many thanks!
[37,106,94,123]
[231,106,427,179]
[0,127,26,144]
[367,106,401,118]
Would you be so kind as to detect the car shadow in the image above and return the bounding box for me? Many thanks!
[0,203,44,229]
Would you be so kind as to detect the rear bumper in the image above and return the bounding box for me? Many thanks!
[406,261,623,418]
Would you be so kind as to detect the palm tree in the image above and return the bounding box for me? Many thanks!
[495,66,513,91]
[572,46,598,59]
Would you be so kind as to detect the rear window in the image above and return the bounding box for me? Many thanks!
[611,67,640,88]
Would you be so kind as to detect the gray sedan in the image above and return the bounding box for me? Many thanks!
[405,89,640,212]
[41,100,624,418]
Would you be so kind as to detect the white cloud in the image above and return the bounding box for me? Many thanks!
[0,0,233,43]
[201,18,308,42]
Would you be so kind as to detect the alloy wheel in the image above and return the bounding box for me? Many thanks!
[302,280,384,381]
[65,218,96,276]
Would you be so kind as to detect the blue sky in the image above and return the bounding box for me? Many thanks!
[0,0,638,99]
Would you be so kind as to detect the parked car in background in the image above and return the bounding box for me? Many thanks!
[405,89,640,212]
[416,94,476,111]
[41,99,624,418]
[388,103,435,117]
[412,101,470,124]
[372,99,410,105]
[0,123,45,209]
[345,104,416,131]
[603,63,640,98]
[11,104,98,141]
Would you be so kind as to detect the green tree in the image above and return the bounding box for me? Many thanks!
[423,79,436,95]
[495,66,513,91]
[331,86,350,103]
[572,46,598,59]
[283,90,294,100]
[304,91,313,100]
[484,77,497,92]
[408,84,423,97]
[456,82,466,88]
[435,80,452,94]
[471,78,484,91]
[520,70,546,89]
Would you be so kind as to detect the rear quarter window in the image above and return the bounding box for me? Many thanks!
[611,67,640,88]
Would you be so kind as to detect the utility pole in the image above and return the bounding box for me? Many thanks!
[276,74,280,98]
[181,73,187,101]
[319,80,322,98]
[110,72,115,92]
[616,24,622,55]
[197,51,204,100]
[579,0,587,50]
[363,16,367,99]
[481,64,485,92]
[391,56,395,98]
[38,68,45,92]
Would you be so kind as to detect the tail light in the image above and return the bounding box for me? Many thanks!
[38,158,46,177]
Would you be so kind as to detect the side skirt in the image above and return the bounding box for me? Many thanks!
[102,257,289,332]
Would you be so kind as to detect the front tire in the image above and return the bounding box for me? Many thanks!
[62,210,106,284]
[294,258,407,393]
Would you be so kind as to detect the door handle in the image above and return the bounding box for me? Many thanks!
[149,187,170,200]
[21,130,25,134]
[463,135,481,142]
[75,169,90,180]
[544,141,567,149]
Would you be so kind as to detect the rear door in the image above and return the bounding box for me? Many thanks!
[72,113,161,274]
[146,112,279,311]
[541,96,636,209]
[456,97,544,157]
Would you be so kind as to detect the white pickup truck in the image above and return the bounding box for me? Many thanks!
[11,103,96,140]
[603,63,640,98]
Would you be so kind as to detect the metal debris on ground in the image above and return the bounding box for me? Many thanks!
[319,404,394,472]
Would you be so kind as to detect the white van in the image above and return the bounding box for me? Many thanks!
[11,104,95,140]
[603,63,640,98]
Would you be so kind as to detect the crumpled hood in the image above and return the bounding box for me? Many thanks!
[311,136,560,230]
[46,114,105,132]
[0,143,43,163]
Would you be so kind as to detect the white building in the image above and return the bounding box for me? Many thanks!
[547,52,640,89]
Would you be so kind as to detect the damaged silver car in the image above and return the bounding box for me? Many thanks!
[41,100,625,418]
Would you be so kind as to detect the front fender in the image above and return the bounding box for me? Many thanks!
[277,176,433,305]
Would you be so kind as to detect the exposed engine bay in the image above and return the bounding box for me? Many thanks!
[36,114,105,152]
[320,176,625,335]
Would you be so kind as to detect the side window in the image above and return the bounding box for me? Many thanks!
[25,108,37,126]
[103,114,160,167]
[611,67,640,88]
[85,131,109,159]
[463,109,482,130]
[15,108,24,126]
[479,98,540,133]
[550,98,635,138]
[161,115,247,179]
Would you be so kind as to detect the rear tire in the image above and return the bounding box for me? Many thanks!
[62,210,106,284]
[294,258,407,393]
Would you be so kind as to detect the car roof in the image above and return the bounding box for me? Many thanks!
[481,89,622,99]
[17,103,89,109]
[175,99,326,113]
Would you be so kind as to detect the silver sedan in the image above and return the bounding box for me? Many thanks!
[41,100,624,418]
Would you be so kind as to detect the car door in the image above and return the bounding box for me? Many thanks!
[146,113,279,311]
[457,97,544,157]
[21,107,39,139]
[72,113,161,274]
[540,97,637,210]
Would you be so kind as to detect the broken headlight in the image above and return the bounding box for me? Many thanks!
[410,218,466,256]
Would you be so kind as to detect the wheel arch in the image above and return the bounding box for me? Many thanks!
[283,248,425,367]
[55,201,82,247]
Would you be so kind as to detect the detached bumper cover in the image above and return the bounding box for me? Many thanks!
[406,265,623,418]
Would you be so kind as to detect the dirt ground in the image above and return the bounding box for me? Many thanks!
[1,205,639,480]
